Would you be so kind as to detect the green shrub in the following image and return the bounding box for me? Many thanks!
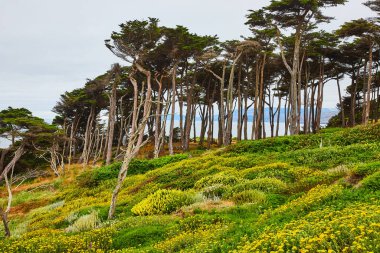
[353,161,380,176]
[231,178,288,194]
[131,189,194,216]
[241,163,294,183]
[361,171,380,191]
[290,167,349,192]
[280,143,380,169]
[112,225,166,249]
[194,173,243,189]
[66,210,100,233]
[77,154,189,188]
[220,155,257,169]
[178,215,224,231]
[231,190,266,205]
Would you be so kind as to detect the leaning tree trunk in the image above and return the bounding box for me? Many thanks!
[108,64,152,219]
[0,144,25,237]
[0,148,9,176]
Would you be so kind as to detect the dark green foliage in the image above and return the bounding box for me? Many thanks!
[242,163,295,183]
[361,171,380,191]
[227,124,380,157]
[228,178,288,195]
[265,194,287,207]
[194,173,243,189]
[231,190,266,205]
[353,161,380,176]
[178,215,225,231]
[279,143,380,169]
[76,154,188,187]
[112,225,167,249]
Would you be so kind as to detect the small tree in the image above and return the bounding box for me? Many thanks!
[0,107,56,237]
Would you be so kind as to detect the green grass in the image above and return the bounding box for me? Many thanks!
[1,123,380,252]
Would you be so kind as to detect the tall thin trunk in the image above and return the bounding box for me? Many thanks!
[364,41,373,125]
[255,54,266,140]
[252,60,260,140]
[337,77,345,127]
[237,63,242,141]
[106,79,118,165]
[169,65,177,155]
[350,67,359,127]
[315,58,325,132]
[276,95,282,137]
[225,52,243,145]
[154,77,163,158]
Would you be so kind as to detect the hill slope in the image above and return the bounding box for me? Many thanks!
[1,124,380,252]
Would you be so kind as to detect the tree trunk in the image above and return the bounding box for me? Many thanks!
[106,80,118,165]
[315,58,325,132]
[252,60,260,140]
[363,41,373,125]
[0,144,25,237]
[350,67,359,127]
[237,63,242,141]
[184,69,196,151]
[0,148,9,175]
[337,77,345,127]
[276,95,282,137]
[255,54,266,139]
[108,64,152,219]
[169,65,177,155]
[225,53,243,145]
[154,77,163,158]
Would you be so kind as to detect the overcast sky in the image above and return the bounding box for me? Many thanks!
[0,0,374,122]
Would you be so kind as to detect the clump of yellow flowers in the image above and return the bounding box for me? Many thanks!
[237,202,380,253]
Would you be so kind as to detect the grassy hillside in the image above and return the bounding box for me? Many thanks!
[1,124,380,252]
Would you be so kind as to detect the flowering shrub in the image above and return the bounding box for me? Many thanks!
[0,227,114,252]
[155,223,226,252]
[131,189,194,216]
[261,184,343,221]
[236,203,380,253]
[225,178,287,201]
